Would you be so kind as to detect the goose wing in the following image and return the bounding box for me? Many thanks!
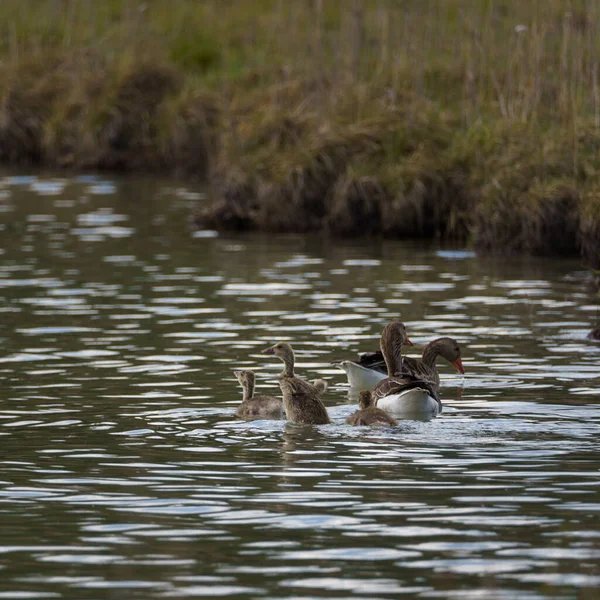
[356,350,387,373]
[280,377,330,424]
[372,375,438,402]
[284,377,320,396]
[400,356,439,386]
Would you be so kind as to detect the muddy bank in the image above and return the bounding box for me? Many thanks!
[0,57,217,176]
[2,52,597,265]
[195,98,600,268]
[1,1,599,264]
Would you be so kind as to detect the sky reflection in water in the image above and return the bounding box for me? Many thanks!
[0,174,598,600]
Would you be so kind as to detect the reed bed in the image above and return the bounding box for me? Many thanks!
[1,0,599,263]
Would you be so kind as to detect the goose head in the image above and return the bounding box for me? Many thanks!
[233,369,255,399]
[262,342,295,376]
[233,369,255,387]
[358,390,374,410]
[435,337,464,374]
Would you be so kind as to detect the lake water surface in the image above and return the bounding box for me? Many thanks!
[0,174,599,599]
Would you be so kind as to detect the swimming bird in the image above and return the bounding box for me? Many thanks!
[371,322,441,417]
[334,323,413,389]
[233,369,284,420]
[346,390,398,427]
[401,337,464,393]
[336,333,464,394]
[261,342,330,425]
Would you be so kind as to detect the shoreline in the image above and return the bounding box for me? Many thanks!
[1,1,599,266]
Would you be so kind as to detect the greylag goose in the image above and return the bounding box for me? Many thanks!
[336,334,464,392]
[370,322,440,416]
[346,390,398,427]
[261,342,330,425]
[234,369,284,420]
[401,337,464,392]
[334,324,413,388]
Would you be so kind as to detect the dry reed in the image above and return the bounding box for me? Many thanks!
[0,0,599,261]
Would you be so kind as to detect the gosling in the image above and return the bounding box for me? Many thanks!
[261,342,330,425]
[346,390,398,427]
[234,369,284,420]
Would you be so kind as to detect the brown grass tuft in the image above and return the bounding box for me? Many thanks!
[475,180,581,255]
[326,174,386,236]
[196,170,258,231]
[0,57,69,165]
[0,53,216,174]
[1,0,600,261]
[580,187,600,268]
[377,152,471,240]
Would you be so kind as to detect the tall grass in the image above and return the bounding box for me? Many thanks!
[0,0,599,262]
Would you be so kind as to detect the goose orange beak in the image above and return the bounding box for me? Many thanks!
[261,346,275,355]
[452,357,465,374]
[404,337,414,346]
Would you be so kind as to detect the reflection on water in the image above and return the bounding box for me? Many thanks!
[0,173,599,599]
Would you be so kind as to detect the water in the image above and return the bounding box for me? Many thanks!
[0,173,599,600]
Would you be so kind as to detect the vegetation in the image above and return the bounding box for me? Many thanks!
[1,0,599,263]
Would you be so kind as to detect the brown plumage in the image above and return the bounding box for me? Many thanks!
[341,323,413,375]
[371,321,438,404]
[261,342,330,425]
[234,369,283,420]
[588,326,600,341]
[351,336,463,383]
[401,337,464,393]
[346,390,398,427]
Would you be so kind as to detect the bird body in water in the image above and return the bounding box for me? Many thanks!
[234,369,284,420]
[372,321,442,416]
[261,342,330,425]
[333,325,413,389]
[336,332,464,393]
[346,390,398,427]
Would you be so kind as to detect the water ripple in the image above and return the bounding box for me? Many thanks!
[0,175,598,600]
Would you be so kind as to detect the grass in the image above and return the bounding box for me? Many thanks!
[1,0,600,264]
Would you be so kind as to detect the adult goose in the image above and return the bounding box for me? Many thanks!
[261,342,330,425]
[346,390,398,427]
[402,337,464,394]
[334,323,413,389]
[336,335,464,393]
[371,322,441,417]
[233,369,284,420]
